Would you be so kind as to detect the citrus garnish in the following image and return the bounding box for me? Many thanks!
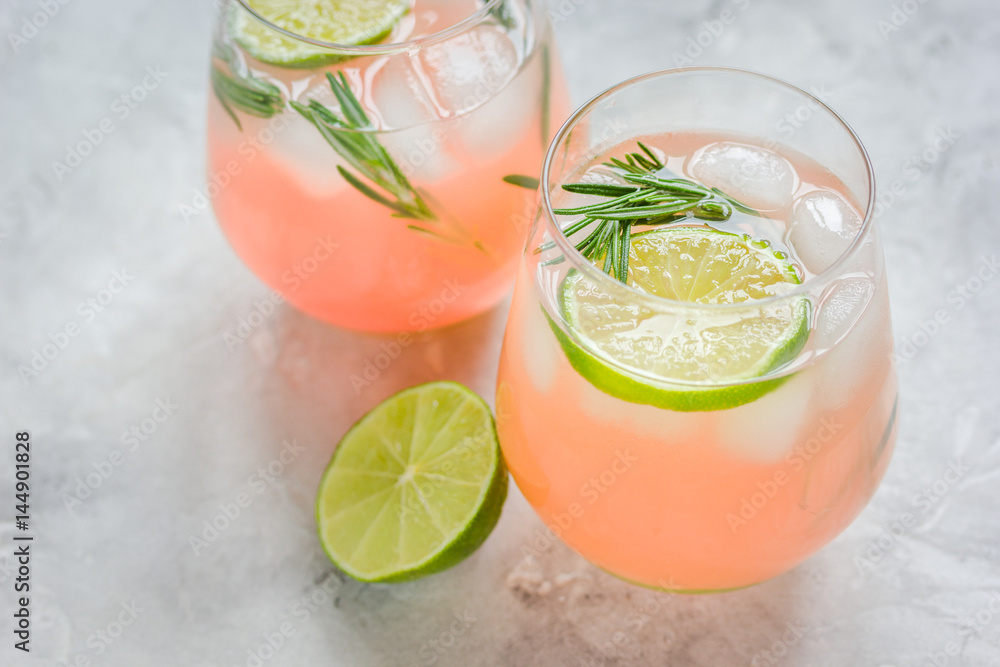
[554,226,809,412]
[316,382,507,582]
[232,0,410,68]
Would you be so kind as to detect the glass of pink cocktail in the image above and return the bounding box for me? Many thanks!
[496,68,897,591]
[206,0,569,332]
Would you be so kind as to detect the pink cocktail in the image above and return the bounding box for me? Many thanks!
[206,0,569,331]
[497,69,897,591]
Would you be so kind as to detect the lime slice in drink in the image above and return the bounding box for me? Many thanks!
[554,225,810,412]
[232,0,410,68]
[316,382,508,583]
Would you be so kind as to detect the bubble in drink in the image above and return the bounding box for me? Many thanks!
[689,141,797,212]
[787,190,864,274]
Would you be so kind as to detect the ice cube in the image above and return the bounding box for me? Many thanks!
[450,45,540,161]
[419,25,521,116]
[713,370,816,464]
[690,142,797,212]
[520,295,558,393]
[369,54,437,129]
[814,276,875,350]
[267,108,349,199]
[369,26,527,176]
[788,190,864,274]
[580,165,628,185]
[379,123,461,184]
[575,369,707,442]
[815,279,893,414]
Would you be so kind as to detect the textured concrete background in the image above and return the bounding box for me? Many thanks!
[2,0,999,665]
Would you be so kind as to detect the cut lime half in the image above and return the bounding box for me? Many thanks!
[232,0,410,68]
[316,382,507,583]
[553,225,810,412]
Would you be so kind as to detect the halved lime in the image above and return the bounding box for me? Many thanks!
[553,225,810,412]
[316,382,507,583]
[232,0,410,68]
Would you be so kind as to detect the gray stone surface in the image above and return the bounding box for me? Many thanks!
[2,0,999,665]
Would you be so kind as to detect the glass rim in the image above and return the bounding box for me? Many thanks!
[233,0,506,55]
[539,66,878,311]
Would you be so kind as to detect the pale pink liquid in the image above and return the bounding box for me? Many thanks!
[208,0,569,332]
[496,132,898,591]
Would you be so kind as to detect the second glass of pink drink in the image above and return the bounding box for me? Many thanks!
[207,0,569,332]
[497,68,898,591]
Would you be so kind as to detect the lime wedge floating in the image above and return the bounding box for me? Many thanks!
[553,225,810,412]
[232,0,410,68]
[316,382,507,583]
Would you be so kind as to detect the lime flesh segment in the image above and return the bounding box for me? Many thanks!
[316,382,507,583]
[556,226,810,412]
[232,0,410,68]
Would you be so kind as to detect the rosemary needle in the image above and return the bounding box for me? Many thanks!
[290,72,436,222]
[210,44,284,131]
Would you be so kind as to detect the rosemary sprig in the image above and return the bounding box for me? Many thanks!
[540,42,552,148]
[290,72,435,222]
[604,140,666,174]
[548,141,758,283]
[210,44,284,131]
[487,0,517,30]
[503,174,539,189]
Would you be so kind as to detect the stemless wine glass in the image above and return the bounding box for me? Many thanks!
[205,0,569,332]
[496,68,898,592]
